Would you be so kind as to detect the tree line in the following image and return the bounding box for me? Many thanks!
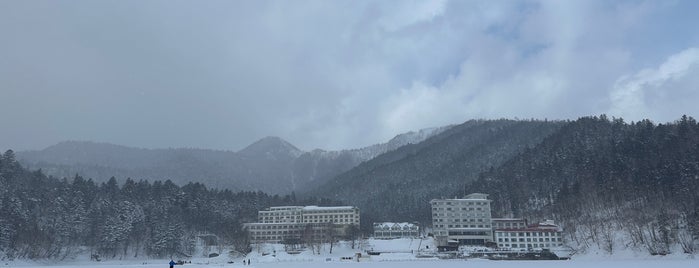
[0,150,339,260]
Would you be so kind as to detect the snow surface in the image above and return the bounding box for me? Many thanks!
[7,258,698,268]
[6,237,698,268]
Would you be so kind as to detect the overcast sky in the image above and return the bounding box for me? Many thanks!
[1,0,699,152]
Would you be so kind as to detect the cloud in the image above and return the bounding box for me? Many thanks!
[376,0,447,32]
[609,47,699,121]
[1,0,698,151]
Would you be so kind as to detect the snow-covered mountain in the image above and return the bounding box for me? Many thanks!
[290,126,453,189]
[17,126,451,194]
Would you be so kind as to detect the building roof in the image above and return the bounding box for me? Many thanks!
[264,205,357,211]
[373,222,418,229]
[266,206,304,210]
[494,220,561,232]
[302,206,356,211]
[430,193,491,202]
[529,220,557,228]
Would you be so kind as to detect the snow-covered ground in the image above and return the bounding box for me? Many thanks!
[5,237,698,268]
[7,258,699,268]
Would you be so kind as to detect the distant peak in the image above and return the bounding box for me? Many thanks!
[239,136,302,157]
[258,136,288,143]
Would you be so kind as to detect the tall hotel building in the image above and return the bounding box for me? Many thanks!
[430,193,493,246]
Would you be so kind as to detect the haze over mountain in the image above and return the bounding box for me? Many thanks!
[17,126,450,194]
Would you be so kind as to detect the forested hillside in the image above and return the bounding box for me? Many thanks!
[0,151,339,260]
[466,115,699,254]
[5,116,699,259]
[307,119,565,230]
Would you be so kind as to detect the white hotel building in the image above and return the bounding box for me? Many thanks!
[430,193,493,246]
[244,206,360,243]
[494,220,564,250]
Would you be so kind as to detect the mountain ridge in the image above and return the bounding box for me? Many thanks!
[17,126,451,194]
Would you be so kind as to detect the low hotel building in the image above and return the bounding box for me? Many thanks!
[373,222,420,239]
[493,220,564,249]
[244,205,360,243]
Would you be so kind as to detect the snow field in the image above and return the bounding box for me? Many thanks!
[5,237,698,268]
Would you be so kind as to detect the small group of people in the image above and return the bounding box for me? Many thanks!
[169,258,249,267]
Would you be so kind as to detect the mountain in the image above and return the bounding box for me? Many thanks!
[17,128,450,194]
[289,126,452,189]
[239,136,303,159]
[465,116,699,254]
[306,119,565,229]
[307,116,698,255]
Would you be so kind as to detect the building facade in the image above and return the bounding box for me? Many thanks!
[494,220,564,249]
[245,206,360,243]
[430,193,493,246]
[373,222,420,239]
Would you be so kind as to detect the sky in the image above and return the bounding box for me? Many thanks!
[1,0,699,152]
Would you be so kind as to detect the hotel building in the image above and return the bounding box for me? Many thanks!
[430,193,493,246]
[244,206,360,243]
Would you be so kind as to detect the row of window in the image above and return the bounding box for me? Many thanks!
[433,224,491,228]
[434,218,488,223]
[306,214,356,219]
[303,210,357,214]
[498,243,563,249]
[493,222,526,228]
[498,237,562,242]
[260,211,301,215]
[433,201,488,206]
[251,230,301,235]
[448,231,490,236]
[248,225,295,230]
[303,219,357,223]
[250,235,328,241]
[375,227,418,231]
[496,232,560,237]
[374,231,420,235]
[432,207,486,211]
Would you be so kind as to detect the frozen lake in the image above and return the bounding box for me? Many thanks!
[9,258,699,268]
